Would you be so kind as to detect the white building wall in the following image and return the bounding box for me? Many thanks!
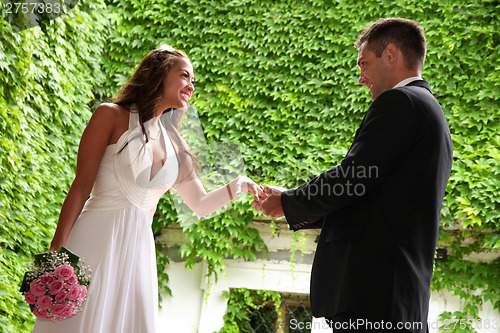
[158,259,500,333]
[158,261,204,332]
[157,222,500,333]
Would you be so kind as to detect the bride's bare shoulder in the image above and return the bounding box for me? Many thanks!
[89,103,131,145]
[90,103,129,127]
[93,103,130,119]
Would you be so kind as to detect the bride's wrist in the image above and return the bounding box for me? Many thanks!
[230,176,246,198]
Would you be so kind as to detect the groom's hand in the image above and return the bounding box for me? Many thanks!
[251,185,286,218]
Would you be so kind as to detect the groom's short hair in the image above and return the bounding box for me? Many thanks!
[355,18,427,70]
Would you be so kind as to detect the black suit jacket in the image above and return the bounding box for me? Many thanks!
[281,80,452,332]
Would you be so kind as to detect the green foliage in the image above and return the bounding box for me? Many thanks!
[0,1,108,331]
[1,0,498,332]
[433,231,500,327]
[218,288,282,333]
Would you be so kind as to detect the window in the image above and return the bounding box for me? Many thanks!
[243,293,313,333]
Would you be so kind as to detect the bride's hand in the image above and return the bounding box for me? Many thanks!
[234,176,266,201]
[48,245,60,253]
[48,237,65,253]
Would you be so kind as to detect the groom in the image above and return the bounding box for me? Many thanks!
[253,18,452,332]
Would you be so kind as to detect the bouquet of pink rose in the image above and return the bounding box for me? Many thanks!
[20,246,92,320]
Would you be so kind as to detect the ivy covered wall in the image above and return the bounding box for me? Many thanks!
[1,0,498,332]
[0,1,108,331]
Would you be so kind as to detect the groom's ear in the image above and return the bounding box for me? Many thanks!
[384,43,399,65]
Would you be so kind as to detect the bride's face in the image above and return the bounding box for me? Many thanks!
[161,57,195,109]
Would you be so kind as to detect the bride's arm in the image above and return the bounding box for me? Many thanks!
[48,104,119,252]
[173,154,264,217]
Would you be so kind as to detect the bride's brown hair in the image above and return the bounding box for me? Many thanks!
[111,47,200,176]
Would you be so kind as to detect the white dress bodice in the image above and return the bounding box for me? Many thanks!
[83,109,178,218]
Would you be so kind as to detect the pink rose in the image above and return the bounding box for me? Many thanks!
[79,285,88,299]
[65,302,75,311]
[58,311,71,319]
[66,274,78,286]
[32,307,48,319]
[40,273,54,284]
[24,292,37,305]
[36,295,53,310]
[59,304,75,319]
[67,286,80,301]
[50,303,65,315]
[75,286,88,307]
[54,265,74,281]
[29,281,46,297]
[55,291,67,302]
[48,280,64,295]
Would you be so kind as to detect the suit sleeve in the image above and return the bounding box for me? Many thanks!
[282,89,422,230]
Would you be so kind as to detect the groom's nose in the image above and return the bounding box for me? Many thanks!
[358,73,366,85]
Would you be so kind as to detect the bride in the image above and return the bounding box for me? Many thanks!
[32,47,264,333]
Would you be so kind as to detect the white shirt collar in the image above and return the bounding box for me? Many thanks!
[393,77,422,89]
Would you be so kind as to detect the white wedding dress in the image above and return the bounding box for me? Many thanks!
[33,109,178,333]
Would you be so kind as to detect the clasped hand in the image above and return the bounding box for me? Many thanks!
[238,178,286,218]
[251,185,286,218]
